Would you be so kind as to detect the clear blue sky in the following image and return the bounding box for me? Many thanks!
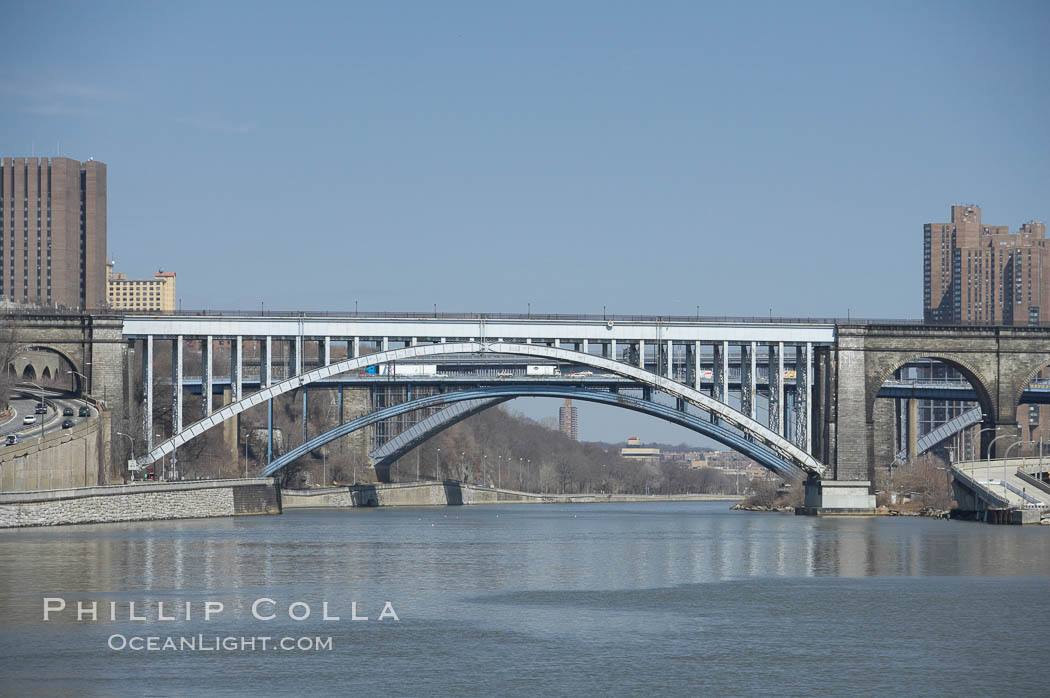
[3,1,1047,443]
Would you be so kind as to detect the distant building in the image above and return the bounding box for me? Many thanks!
[106,261,176,312]
[558,399,578,440]
[924,205,1048,325]
[0,157,107,309]
[620,437,660,465]
[922,205,1049,449]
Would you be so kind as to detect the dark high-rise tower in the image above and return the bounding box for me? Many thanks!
[0,157,107,310]
[559,399,578,441]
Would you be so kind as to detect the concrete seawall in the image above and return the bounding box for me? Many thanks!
[282,481,742,508]
[0,412,110,492]
[0,478,281,528]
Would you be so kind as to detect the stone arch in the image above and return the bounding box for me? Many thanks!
[22,345,82,392]
[867,352,997,424]
[1011,354,1050,409]
[41,366,52,380]
[21,364,36,381]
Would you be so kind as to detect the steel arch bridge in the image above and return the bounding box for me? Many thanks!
[137,341,827,478]
[369,397,508,473]
[262,385,811,480]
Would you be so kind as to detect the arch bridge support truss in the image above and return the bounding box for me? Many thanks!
[136,341,827,479]
[265,385,811,481]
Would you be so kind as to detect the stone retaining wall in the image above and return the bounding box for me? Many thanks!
[0,478,281,528]
[282,482,741,508]
[0,413,109,492]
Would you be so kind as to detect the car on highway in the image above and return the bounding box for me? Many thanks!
[34,404,46,414]
[22,415,36,425]
[4,434,19,446]
[78,406,90,417]
[62,420,75,429]
[63,407,74,416]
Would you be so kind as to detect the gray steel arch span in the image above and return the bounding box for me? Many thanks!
[262,385,810,481]
[370,398,508,471]
[138,341,826,477]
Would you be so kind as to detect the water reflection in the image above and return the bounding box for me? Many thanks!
[1,504,1048,695]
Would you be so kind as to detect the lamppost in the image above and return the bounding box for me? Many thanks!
[116,432,135,480]
[972,425,998,461]
[67,370,88,396]
[25,382,47,483]
[1003,439,1039,501]
[987,429,1021,461]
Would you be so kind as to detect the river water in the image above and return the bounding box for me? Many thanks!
[1,503,1048,696]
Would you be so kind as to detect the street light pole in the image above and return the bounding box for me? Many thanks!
[987,430,1021,461]
[116,432,135,480]
[1003,439,1039,501]
[25,382,47,483]
[67,370,89,396]
[973,426,998,461]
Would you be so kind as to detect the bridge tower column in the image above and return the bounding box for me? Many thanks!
[232,336,242,403]
[713,341,728,401]
[142,335,153,451]
[741,342,757,420]
[294,335,303,376]
[637,340,645,369]
[609,339,616,361]
[324,336,331,365]
[794,343,811,453]
[812,344,834,465]
[267,397,274,465]
[171,336,183,437]
[170,335,182,479]
[906,397,919,463]
[768,342,784,436]
[352,336,360,358]
[202,335,213,416]
[262,337,272,387]
[665,340,672,378]
[693,341,701,390]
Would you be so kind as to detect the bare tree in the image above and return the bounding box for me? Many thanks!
[0,323,26,413]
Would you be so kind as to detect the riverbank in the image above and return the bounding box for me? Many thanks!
[0,478,281,528]
[282,481,743,508]
[731,501,955,519]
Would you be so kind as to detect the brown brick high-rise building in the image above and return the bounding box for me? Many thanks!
[924,204,1048,325]
[559,399,578,441]
[0,157,107,310]
[922,204,1049,448]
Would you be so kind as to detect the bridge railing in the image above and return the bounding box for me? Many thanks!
[96,308,930,324]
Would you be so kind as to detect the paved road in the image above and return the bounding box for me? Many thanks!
[0,386,98,445]
[955,460,1050,508]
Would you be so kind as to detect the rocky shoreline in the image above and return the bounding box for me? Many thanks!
[731,502,952,518]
